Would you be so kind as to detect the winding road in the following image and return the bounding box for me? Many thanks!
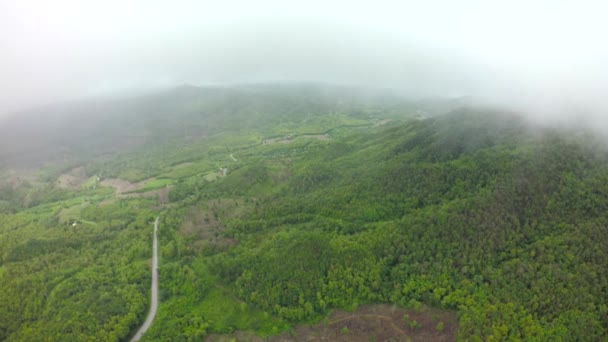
[131,217,159,341]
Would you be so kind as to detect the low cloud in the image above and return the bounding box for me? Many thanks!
[1,0,606,126]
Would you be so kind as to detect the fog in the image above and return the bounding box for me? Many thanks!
[1,0,607,124]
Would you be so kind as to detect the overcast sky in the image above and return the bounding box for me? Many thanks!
[1,0,607,119]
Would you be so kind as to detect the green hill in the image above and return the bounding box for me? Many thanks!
[0,84,606,341]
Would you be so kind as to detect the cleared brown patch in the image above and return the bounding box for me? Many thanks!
[373,119,391,127]
[301,134,330,141]
[98,198,116,207]
[58,201,90,223]
[100,178,139,194]
[292,304,457,342]
[0,169,39,190]
[157,186,170,205]
[99,176,155,192]
[262,133,330,145]
[100,177,168,194]
[119,188,168,200]
[263,135,295,145]
[56,166,88,189]
[172,162,195,169]
[97,181,170,208]
[206,331,264,342]
[206,304,457,342]
[179,199,251,251]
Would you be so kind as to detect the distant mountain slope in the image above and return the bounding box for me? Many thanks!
[0,83,461,169]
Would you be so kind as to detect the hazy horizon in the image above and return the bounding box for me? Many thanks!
[1,0,607,122]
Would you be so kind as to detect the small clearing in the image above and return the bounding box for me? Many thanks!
[98,178,170,206]
[171,162,194,169]
[100,177,168,194]
[100,178,140,194]
[263,135,295,145]
[373,119,391,127]
[301,133,330,141]
[58,202,90,223]
[204,171,223,181]
[1,169,38,189]
[263,133,330,145]
[178,199,244,252]
[56,167,88,189]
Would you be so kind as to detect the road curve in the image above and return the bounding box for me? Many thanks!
[131,217,159,342]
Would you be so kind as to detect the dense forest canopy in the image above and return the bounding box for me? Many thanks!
[1,84,607,341]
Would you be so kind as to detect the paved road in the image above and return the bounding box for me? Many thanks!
[131,217,159,341]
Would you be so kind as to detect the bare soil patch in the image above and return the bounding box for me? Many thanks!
[263,134,330,145]
[263,135,295,145]
[98,178,169,207]
[206,331,264,342]
[301,134,330,141]
[207,304,457,342]
[97,188,168,207]
[120,187,169,203]
[58,201,90,223]
[172,162,195,169]
[100,178,140,194]
[98,198,116,207]
[99,177,161,193]
[56,166,88,189]
[0,171,35,190]
[179,199,250,251]
[373,119,391,127]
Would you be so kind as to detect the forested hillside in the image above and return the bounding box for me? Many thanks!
[1,85,607,341]
[0,84,432,169]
